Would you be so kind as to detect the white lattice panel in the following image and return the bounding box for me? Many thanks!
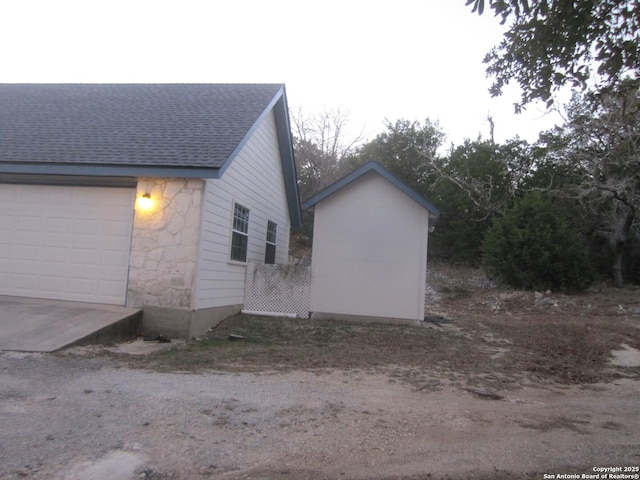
[244,263,311,318]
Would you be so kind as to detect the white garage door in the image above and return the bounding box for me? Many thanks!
[0,184,135,305]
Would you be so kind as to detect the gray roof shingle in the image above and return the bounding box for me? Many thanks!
[0,83,284,170]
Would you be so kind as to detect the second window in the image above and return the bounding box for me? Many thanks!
[265,220,277,264]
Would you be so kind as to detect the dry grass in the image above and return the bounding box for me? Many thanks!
[123,264,640,390]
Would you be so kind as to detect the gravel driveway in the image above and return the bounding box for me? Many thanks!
[2,351,639,480]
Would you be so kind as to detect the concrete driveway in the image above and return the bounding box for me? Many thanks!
[0,296,141,352]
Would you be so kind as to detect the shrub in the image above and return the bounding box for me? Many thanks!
[482,192,593,292]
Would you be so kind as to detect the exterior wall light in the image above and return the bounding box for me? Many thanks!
[136,193,153,211]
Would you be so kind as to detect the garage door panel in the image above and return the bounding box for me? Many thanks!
[12,273,38,291]
[37,232,72,248]
[64,263,123,280]
[15,234,44,247]
[102,250,129,268]
[75,219,100,234]
[15,187,44,204]
[65,278,96,295]
[42,246,67,263]
[48,188,74,202]
[45,217,74,233]
[15,245,41,260]
[41,277,71,295]
[13,260,40,275]
[17,216,42,232]
[98,280,127,297]
[0,188,12,202]
[105,220,134,236]
[71,234,101,248]
[0,213,14,227]
[0,184,135,305]
[74,249,100,265]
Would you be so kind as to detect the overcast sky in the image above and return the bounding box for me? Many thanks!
[0,0,566,147]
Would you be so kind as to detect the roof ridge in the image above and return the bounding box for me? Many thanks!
[301,160,440,217]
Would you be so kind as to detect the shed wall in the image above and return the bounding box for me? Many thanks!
[195,111,292,309]
[309,172,429,321]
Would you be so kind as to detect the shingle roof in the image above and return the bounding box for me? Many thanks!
[302,161,440,218]
[0,83,283,171]
[0,83,303,227]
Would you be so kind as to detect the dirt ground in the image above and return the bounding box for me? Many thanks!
[1,264,639,480]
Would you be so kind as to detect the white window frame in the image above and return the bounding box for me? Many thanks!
[265,220,277,264]
[230,202,250,263]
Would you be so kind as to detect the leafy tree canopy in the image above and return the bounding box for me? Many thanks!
[467,0,640,110]
[536,78,640,285]
[351,119,446,193]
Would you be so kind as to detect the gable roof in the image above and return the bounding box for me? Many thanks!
[0,83,302,227]
[0,83,281,174]
[302,161,440,218]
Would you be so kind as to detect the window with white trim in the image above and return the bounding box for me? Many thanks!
[265,220,277,264]
[231,203,249,262]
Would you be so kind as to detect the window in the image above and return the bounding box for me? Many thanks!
[231,203,249,262]
[265,220,277,264]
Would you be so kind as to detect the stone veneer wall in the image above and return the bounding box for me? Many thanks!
[126,178,204,309]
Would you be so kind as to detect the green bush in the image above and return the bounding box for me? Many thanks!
[482,192,593,292]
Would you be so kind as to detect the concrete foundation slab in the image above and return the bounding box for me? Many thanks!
[111,338,185,355]
[0,296,142,352]
[141,303,242,339]
[310,311,422,326]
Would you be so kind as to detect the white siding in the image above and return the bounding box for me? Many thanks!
[194,111,292,309]
[309,172,429,321]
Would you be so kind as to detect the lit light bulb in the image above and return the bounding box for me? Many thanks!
[137,193,153,211]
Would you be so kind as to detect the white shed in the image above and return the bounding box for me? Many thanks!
[302,161,440,324]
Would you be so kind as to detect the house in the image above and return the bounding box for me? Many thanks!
[302,161,439,324]
[0,83,302,338]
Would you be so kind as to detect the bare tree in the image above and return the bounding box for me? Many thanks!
[291,108,364,201]
[427,138,534,221]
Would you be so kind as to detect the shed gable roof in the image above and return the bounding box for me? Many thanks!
[301,161,440,218]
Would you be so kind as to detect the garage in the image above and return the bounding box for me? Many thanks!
[0,183,135,305]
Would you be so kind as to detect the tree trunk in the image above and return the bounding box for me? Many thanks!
[611,207,635,288]
[612,241,625,287]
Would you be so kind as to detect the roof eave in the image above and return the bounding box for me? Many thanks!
[272,87,303,228]
[0,162,222,179]
[217,85,302,228]
[302,161,440,219]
